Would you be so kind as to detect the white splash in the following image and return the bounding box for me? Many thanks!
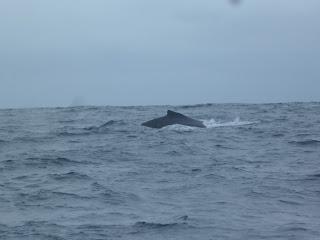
[160,117,256,131]
[203,117,256,128]
[162,125,195,132]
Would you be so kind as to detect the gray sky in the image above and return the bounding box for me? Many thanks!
[0,0,319,108]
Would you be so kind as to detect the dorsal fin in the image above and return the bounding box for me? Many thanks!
[167,110,184,117]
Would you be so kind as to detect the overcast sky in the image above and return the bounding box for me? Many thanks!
[0,0,319,108]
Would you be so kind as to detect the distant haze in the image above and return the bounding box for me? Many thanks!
[0,0,319,108]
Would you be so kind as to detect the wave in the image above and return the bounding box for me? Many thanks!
[54,126,90,137]
[288,139,320,146]
[309,173,320,178]
[84,120,115,130]
[99,120,118,127]
[84,120,125,133]
[134,221,179,228]
[278,199,302,206]
[49,171,91,181]
[16,190,90,204]
[91,182,140,204]
[58,119,77,124]
[132,214,190,232]
[12,135,54,144]
[1,157,88,171]
[180,103,213,109]
[304,173,320,181]
[25,157,84,167]
[133,221,188,230]
[272,133,285,137]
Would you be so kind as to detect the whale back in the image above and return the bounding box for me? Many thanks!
[167,110,185,118]
[142,110,206,129]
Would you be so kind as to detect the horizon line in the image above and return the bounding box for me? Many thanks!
[0,100,319,111]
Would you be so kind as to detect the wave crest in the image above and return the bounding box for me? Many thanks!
[133,221,184,229]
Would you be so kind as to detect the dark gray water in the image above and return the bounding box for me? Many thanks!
[0,103,320,240]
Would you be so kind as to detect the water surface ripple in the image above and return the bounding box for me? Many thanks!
[0,103,319,239]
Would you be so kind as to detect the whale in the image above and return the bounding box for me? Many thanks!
[142,110,206,129]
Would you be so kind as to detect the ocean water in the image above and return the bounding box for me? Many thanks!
[0,102,319,240]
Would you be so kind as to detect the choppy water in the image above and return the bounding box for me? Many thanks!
[0,102,320,240]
